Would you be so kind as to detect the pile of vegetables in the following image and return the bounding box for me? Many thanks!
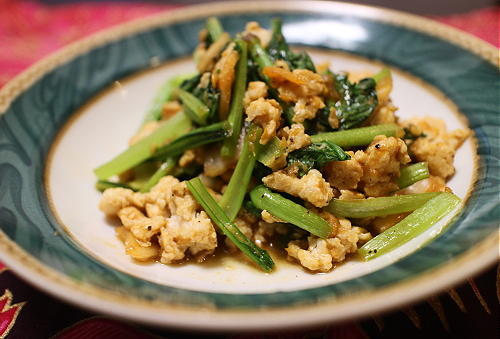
[94,18,461,272]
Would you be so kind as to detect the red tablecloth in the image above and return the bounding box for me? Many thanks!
[0,1,498,338]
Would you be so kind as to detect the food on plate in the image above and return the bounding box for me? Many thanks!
[94,18,470,272]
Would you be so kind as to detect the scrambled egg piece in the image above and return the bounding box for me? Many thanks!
[401,117,470,179]
[278,123,311,152]
[324,151,363,190]
[263,67,326,123]
[262,169,333,207]
[99,187,145,216]
[159,212,217,264]
[245,97,282,144]
[286,216,368,272]
[118,207,165,245]
[243,81,268,107]
[99,176,218,263]
[354,135,411,197]
[293,96,325,123]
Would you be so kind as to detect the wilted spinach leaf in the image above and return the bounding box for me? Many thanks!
[333,74,378,130]
[266,18,316,72]
[179,73,220,123]
[287,141,350,177]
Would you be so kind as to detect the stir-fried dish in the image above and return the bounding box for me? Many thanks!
[94,18,470,272]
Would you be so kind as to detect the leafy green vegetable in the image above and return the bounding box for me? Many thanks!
[141,74,194,126]
[179,74,220,124]
[333,73,378,129]
[219,124,263,221]
[177,89,210,125]
[358,193,461,260]
[398,162,430,189]
[206,17,224,44]
[179,73,202,92]
[187,178,275,272]
[311,124,401,148]
[94,112,192,180]
[220,39,248,157]
[256,136,286,169]
[150,121,230,161]
[267,18,316,72]
[250,185,332,238]
[287,141,350,176]
[243,198,263,217]
[139,157,177,193]
[289,51,316,71]
[326,192,440,218]
[313,100,336,132]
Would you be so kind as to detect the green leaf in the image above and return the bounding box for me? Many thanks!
[287,141,350,176]
[333,73,378,129]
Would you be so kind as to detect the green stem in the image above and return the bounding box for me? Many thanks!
[249,185,332,238]
[177,88,209,125]
[249,39,273,79]
[141,74,194,126]
[220,39,248,158]
[219,124,262,221]
[398,162,430,188]
[94,112,191,180]
[206,17,224,42]
[325,192,440,218]
[150,121,230,161]
[358,193,461,260]
[310,124,401,148]
[139,157,177,193]
[187,178,274,272]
